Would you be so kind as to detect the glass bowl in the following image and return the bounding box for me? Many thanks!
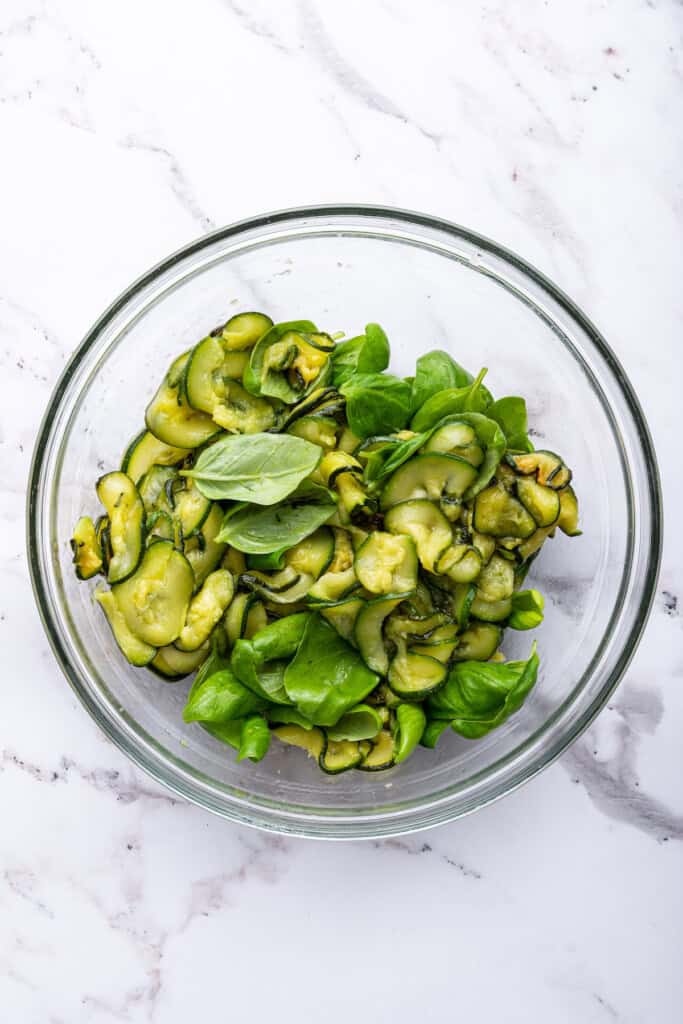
[27,206,662,839]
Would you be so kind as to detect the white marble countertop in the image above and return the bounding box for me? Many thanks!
[2,1,682,1020]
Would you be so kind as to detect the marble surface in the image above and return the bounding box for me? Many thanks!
[1,0,682,1020]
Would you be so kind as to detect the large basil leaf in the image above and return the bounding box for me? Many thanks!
[183,432,322,504]
[486,396,534,452]
[410,350,472,412]
[216,481,337,553]
[231,613,310,704]
[340,373,412,438]
[183,666,265,724]
[426,643,539,739]
[331,323,390,387]
[410,369,492,431]
[243,320,318,402]
[202,719,244,750]
[284,614,379,726]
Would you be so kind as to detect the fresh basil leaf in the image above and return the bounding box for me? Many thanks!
[264,706,314,729]
[508,589,544,630]
[331,322,390,387]
[231,613,310,704]
[201,719,244,750]
[284,614,379,726]
[237,714,271,762]
[217,481,337,553]
[183,667,265,724]
[419,718,451,749]
[247,550,287,570]
[427,643,539,739]
[243,320,318,402]
[410,350,472,412]
[326,703,383,741]
[187,639,230,703]
[393,703,427,763]
[183,432,322,504]
[487,396,534,452]
[410,368,492,431]
[340,373,412,439]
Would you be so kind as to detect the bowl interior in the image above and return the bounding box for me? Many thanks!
[31,210,658,836]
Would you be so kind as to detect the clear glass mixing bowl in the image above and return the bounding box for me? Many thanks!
[27,206,662,838]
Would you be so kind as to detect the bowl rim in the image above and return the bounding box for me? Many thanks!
[27,203,663,839]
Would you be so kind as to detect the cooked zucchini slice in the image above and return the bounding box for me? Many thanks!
[475,554,515,602]
[224,592,252,646]
[149,641,210,679]
[176,569,235,651]
[241,566,314,605]
[355,597,402,674]
[329,528,355,572]
[448,583,476,630]
[220,311,273,351]
[245,321,331,403]
[469,596,512,622]
[516,477,560,527]
[384,499,453,573]
[517,525,556,561]
[357,729,396,771]
[320,596,364,644]
[423,422,484,467]
[472,529,496,564]
[281,386,339,428]
[307,566,358,604]
[509,450,572,490]
[354,533,417,596]
[436,544,482,583]
[96,471,145,584]
[212,379,279,434]
[94,587,156,666]
[557,486,581,536]
[184,503,226,589]
[121,430,190,485]
[452,622,501,661]
[222,547,247,575]
[319,451,377,522]
[410,623,460,664]
[381,454,478,509]
[337,425,361,453]
[288,415,339,450]
[145,352,220,448]
[388,645,447,700]
[472,483,536,539]
[320,739,364,774]
[274,724,326,760]
[285,528,335,579]
[137,465,178,514]
[385,611,449,642]
[71,516,103,580]
[142,472,211,539]
[112,540,194,647]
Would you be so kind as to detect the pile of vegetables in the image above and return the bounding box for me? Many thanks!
[70,313,580,773]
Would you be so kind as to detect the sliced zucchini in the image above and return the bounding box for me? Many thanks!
[386,611,449,642]
[71,516,103,580]
[137,465,178,515]
[516,477,560,527]
[508,450,572,490]
[241,566,313,605]
[145,510,177,544]
[245,322,330,403]
[319,451,377,522]
[384,499,452,573]
[94,587,156,667]
[320,739,364,774]
[381,454,478,509]
[149,641,210,679]
[518,525,556,561]
[184,503,227,589]
[112,540,194,647]
[354,533,417,596]
[176,569,235,651]
[165,477,212,539]
[355,597,402,674]
[423,422,484,466]
[320,596,364,644]
[220,311,273,351]
[472,530,496,564]
[288,415,339,450]
[222,547,247,575]
[410,624,459,664]
[388,645,447,700]
[357,729,396,771]
[274,724,326,760]
[472,483,536,539]
[475,554,515,602]
[448,583,476,630]
[307,566,358,604]
[145,352,220,448]
[244,600,268,638]
[337,425,361,454]
[281,386,339,428]
[96,471,145,584]
[224,592,253,646]
[469,596,513,622]
[121,429,190,485]
[222,351,250,380]
[211,379,279,434]
[329,528,355,572]
[182,334,227,412]
[557,486,581,536]
[436,544,482,583]
[452,622,502,661]
[285,527,335,579]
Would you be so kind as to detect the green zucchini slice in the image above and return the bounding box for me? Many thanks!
[184,503,227,589]
[448,583,476,630]
[337,425,361,453]
[281,386,339,428]
[509,450,572,490]
[319,451,377,522]
[176,569,235,651]
[94,587,157,667]
[385,611,450,642]
[518,525,556,561]
[475,554,515,602]
[224,592,253,646]
[469,596,513,622]
[388,646,447,700]
[320,596,365,644]
[220,311,273,351]
[384,499,452,573]
[222,547,247,575]
[357,729,396,771]
[112,540,194,647]
[472,483,536,539]
[354,533,418,596]
[329,528,355,572]
[149,642,210,679]
[380,454,478,509]
[410,631,459,664]
[436,544,483,583]
[307,566,358,604]
[452,622,502,661]
[355,597,402,674]
[121,429,190,484]
[319,739,364,774]
[423,422,484,467]
[274,724,326,760]
[96,471,145,584]
[557,486,581,536]
[244,322,331,403]
[71,516,103,580]
[145,352,220,448]
[516,477,561,527]
[288,415,339,450]
[241,567,314,605]
[137,465,178,514]
[285,527,335,579]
